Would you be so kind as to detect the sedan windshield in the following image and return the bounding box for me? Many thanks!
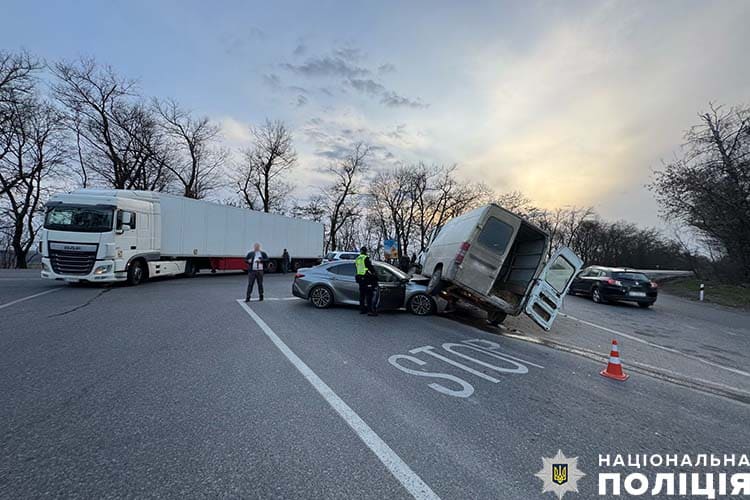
[44,206,114,233]
[376,261,409,280]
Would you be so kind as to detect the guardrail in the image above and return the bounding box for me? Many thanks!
[629,269,694,279]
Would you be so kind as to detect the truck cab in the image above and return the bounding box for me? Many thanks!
[420,204,583,330]
[40,190,163,285]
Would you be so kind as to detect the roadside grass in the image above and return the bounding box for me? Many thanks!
[659,277,750,309]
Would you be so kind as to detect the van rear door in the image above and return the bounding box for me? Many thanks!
[457,215,515,294]
[523,247,583,331]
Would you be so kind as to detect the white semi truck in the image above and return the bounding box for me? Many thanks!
[39,189,324,285]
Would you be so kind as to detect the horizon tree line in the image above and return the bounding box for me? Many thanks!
[1,50,747,282]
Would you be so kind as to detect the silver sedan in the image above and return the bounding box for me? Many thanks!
[292,260,436,316]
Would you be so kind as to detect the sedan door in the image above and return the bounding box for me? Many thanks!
[374,264,406,310]
[327,263,359,304]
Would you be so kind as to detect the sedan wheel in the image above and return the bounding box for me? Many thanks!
[592,287,605,304]
[310,286,333,308]
[408,293,435,316]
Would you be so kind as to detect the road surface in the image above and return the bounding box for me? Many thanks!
[1,270,748,498]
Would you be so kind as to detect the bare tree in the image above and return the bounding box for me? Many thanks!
[536,206,594,257]
[415,164,493,251]
[0,98,68,268]
[0,51,41,195]
[321,143,369,251]
[237,119,296,212]
[371,166,419,258]
[651,103,750,280]
[155,98,227,199]
[52,58,172,191]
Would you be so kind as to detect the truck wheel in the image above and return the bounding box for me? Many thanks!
[127,260,147,286]
[426,267,443,295]
[487,310,507,326]
[309,286,333,308]
[266,260,278,273]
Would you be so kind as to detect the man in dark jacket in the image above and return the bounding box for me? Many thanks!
[355,246,379,316]
[245,242,268,302]
[282,249,290,274]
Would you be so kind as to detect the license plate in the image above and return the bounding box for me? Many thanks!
[629,291,646,297]
[64,278,80,283]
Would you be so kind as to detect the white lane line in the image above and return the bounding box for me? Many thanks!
[244,297,301,302]
[0,288,62,310]
[236,299,440,500]
[560,313,750,379]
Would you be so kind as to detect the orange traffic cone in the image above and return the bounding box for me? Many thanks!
[600,339,629,381]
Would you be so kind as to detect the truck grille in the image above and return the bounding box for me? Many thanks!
[49,242,98,275]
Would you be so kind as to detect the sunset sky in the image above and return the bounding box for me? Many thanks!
[3,0,749,227]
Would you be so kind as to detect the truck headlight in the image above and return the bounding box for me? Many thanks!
[94,264,112,275]
[42,262,50,272]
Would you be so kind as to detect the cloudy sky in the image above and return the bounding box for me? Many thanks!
[3,0,749,227]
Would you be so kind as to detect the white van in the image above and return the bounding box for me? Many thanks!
[420,204,583,330]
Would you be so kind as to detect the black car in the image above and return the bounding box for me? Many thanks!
[568,266,658,307]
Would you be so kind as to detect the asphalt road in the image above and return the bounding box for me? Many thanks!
[1,270,749,498]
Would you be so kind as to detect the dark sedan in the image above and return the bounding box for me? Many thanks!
[569,266,658,307]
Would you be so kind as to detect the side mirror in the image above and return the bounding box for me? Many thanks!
[117,211,132,231]
[121,211,132,227]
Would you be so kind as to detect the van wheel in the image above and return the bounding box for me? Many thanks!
[127,260,147,286]
[426,267,443,295]
[407,293,435,316]
[309,286,333,308]
[266,260,278,273]
[487,310,507,326]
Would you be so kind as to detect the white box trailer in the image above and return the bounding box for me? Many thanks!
[39,189,324,285]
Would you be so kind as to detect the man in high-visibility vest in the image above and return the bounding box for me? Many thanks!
[355,246,378,316]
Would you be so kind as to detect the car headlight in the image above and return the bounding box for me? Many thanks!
[93,264,112,275]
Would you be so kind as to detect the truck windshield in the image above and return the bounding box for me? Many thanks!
[44,206,114,233]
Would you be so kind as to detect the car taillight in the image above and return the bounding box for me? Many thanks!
[606,278,623,286]
[295,273,305,279]
[650,281,658,288]
[455,241,471,264]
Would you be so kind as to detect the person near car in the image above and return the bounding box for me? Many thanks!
[245,243,268,302]
[355,246,378,316]
[398,254,411,273]
[282,249,290,274]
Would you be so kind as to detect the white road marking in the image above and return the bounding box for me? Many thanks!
[0,288,62,310]
[244,297,300,301]
[236,299,440,500]
[560,313,750,379]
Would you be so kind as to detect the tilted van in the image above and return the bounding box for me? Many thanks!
[420,204,583,330]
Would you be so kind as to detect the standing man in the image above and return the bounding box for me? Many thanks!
[355,246,378,316]
[282,248,291,274]
[245,243,268,302]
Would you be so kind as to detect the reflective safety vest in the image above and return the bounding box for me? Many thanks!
[355,254,368,275]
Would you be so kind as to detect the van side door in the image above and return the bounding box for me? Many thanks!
[523,247,583,331]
